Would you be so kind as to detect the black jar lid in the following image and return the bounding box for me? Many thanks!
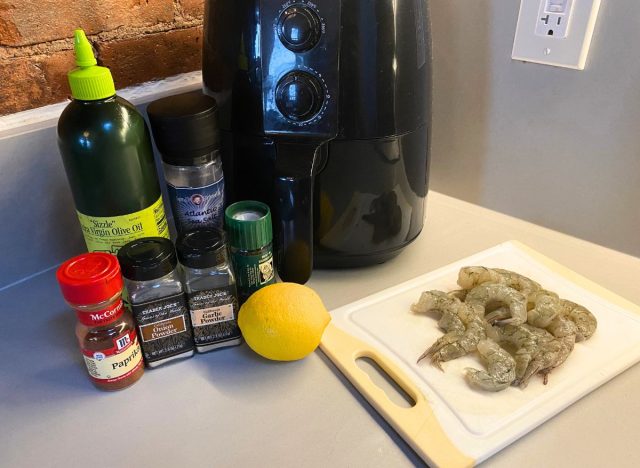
[176,228,227,269]
[117,237,177,281]
[146,90,220,166]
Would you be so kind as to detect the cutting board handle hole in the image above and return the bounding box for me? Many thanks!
[355,357,416,408]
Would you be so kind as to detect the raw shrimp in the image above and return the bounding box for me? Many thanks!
[421,313,486,369]
[465,283,528,326]
[416,310,464,367]
[525,295,591,383]
[546,315,578,343]
[436,310,466,335]
[526,289,559,309]
[497,319,573,388]
[413,291,465,367]
[492,268,541,296]
[484,306,510,324]
[413,291,485,369]
[527,291,562,328]
[505,294,578,386]
[536,316,577,384]
[492,323,555,383]
[493,287,559,326]
[560,300,597,341]
[458,267,541,297]
[518,338,564,388]
[464,339,516,392]
[457,267,503,289]
[411,290,458,316]
[411,267,597,393]
[447,289,468,301]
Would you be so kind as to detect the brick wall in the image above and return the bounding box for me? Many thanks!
[0,0,204,116]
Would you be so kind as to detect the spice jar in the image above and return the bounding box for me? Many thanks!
[146,91,225,235]
[117,237,194,367]
[176,228,241,353]
[56,253,144,391]
[224,201,276,303]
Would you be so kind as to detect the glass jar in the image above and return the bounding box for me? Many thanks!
[224,201,276,303]
[118,237,194,367]
[177,228,242,352]
[147,91,225,234]
[56,253,144,391]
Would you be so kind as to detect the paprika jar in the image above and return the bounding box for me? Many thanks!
[57,252,144,391]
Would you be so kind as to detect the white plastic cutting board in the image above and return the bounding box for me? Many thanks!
[320,241,640,467]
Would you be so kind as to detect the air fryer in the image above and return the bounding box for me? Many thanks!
[203,0,432,284]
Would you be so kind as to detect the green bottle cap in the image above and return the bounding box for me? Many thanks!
[225,201,273,251]
[67,29,116,101]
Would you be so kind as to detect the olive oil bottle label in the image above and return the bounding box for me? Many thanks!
[76,196,169,254]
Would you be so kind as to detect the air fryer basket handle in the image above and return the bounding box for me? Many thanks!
[274,141,321,284]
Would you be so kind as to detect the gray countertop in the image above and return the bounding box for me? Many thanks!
[1,192,639,467]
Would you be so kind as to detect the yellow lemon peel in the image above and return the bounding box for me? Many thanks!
[238,283,331,361]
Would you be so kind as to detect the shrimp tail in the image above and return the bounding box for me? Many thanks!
[464,367,513,392]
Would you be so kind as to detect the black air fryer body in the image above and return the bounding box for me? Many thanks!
[203,0,432,283]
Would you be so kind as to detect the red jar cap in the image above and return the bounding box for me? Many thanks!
[57,253,123,305]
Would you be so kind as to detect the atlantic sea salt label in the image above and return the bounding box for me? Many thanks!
[167,178,225,233]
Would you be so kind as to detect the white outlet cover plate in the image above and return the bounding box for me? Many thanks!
[512,0,602,70]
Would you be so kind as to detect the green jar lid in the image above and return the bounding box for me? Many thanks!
[225,201,272,251]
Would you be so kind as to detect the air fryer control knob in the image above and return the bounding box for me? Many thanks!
[275,71,324,122]
[277,5,321,52]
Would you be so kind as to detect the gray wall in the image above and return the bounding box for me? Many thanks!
[0,125,84,290]
[430,0,640,257]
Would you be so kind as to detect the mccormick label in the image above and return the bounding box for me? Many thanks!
[76,299,124,327]
[131,293,194,363]
[187,286,241,346]
[76,196,169,254]
[167,178,225,233]
[81,330,143,384]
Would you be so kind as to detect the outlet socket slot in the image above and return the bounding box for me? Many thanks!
[535,0,573,38]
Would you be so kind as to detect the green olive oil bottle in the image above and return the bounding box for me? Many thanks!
[57,29,169,254]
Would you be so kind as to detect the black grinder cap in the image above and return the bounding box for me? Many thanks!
[176,228,227,269]
[146,90,220,166]
[117,237,177,281]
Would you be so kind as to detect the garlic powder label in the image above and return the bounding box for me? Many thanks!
[192,303,235,326]
[187,287,240,345]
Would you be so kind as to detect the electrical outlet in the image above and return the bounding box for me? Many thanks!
[512,0,601,70]
[535,0,573,38]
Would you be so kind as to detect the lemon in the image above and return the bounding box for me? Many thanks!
[238,282,331,361]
